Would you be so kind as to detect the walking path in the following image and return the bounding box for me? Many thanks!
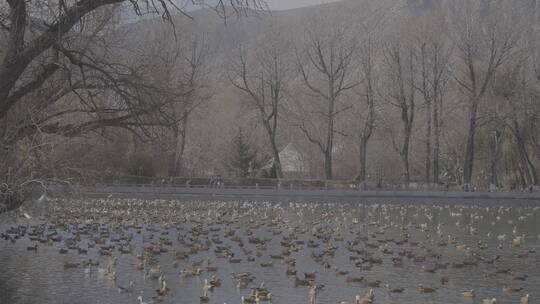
[54,184,540,203]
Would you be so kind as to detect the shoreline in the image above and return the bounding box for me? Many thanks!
[51,185,540,204]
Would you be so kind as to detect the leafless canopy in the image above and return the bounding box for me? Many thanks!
[0,0,265,193]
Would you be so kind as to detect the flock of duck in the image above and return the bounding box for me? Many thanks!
[0,197,539,304]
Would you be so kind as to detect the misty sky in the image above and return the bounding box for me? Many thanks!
[121,0,344,23]
[267,0,343,10]
[181,0,343,11]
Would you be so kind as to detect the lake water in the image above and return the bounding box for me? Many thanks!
[1,198,539,304]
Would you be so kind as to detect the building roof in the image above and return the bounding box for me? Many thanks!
[262,143,305,173]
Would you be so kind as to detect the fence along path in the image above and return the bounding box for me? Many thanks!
[48,183,540,203]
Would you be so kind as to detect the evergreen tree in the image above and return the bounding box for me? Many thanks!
[226,129,258,177]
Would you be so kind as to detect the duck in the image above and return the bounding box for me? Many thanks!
[346,275,364,283]
[260,261,273,267]
[355,295,372,304]
[200,283,210,303]
[137,295,152,304]
[107,271,117,281]
[355,289,374,304]
[255,291,271,301]
[511,272,528,281]
[304,271,316,279]
[521,294,530,304]
[64,262,80,269]
[503,286,523,294]
[481,298,497,304]
[366,280,381,288]
[335,269,349,276]
[365,289,374,300]
[26,244,38,251]
[146,265,161,279]
[203,279,212,293]
[180,268,202,278]
[200,294,209,303]
[512,235,526,247]
[295,276,310,286]
[241,296,256,304]
[286,266,297,276]
[117,281,134,293]
[418,285,437,293]
[208,275,221,287]
[156,280,169,296]
[237,279,249,289]
[308,285,317,304]
[385,284,404,293]
[253,282,271,301]
[132,262,144,271]
[461,289,475,298]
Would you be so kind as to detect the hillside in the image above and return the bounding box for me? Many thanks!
[8,0,536,190]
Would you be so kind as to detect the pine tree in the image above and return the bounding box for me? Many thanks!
[226,129,258,177]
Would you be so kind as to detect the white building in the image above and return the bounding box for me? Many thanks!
[263,143,306,178]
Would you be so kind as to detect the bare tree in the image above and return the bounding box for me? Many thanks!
[495,55,539,187]
[414,11,451,185]
[449,0,521,188]
[0,0,266,210]
[228,29,291,178]
[351,0,392,184]
[355,32,377,183]
[383,35,416,185]
[151,33,212,177]
[0,9,172,162]
[296,21,357,180]
[0,0,266,125]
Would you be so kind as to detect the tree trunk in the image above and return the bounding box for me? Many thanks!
[324,149,333,180]
[269,135,283,179]
[399,99,413,186]
[463,97,479,187]
[517,162,527,188]
[176,123,187,177]
[356,66,375,183]
[356,101,374,183]
[401,138,411,185]
[514,122,539,185]
[432,96,441,184]
[488,130,501,188]
[325,81,335,180]
[420,43,431,185]
[357,135,369,182]
[425,99,432,184]
[168,127,180,177]
[168,117,188,177]
[529,127,540,176]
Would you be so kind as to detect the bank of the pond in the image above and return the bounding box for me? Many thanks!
[50,184,540,204]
